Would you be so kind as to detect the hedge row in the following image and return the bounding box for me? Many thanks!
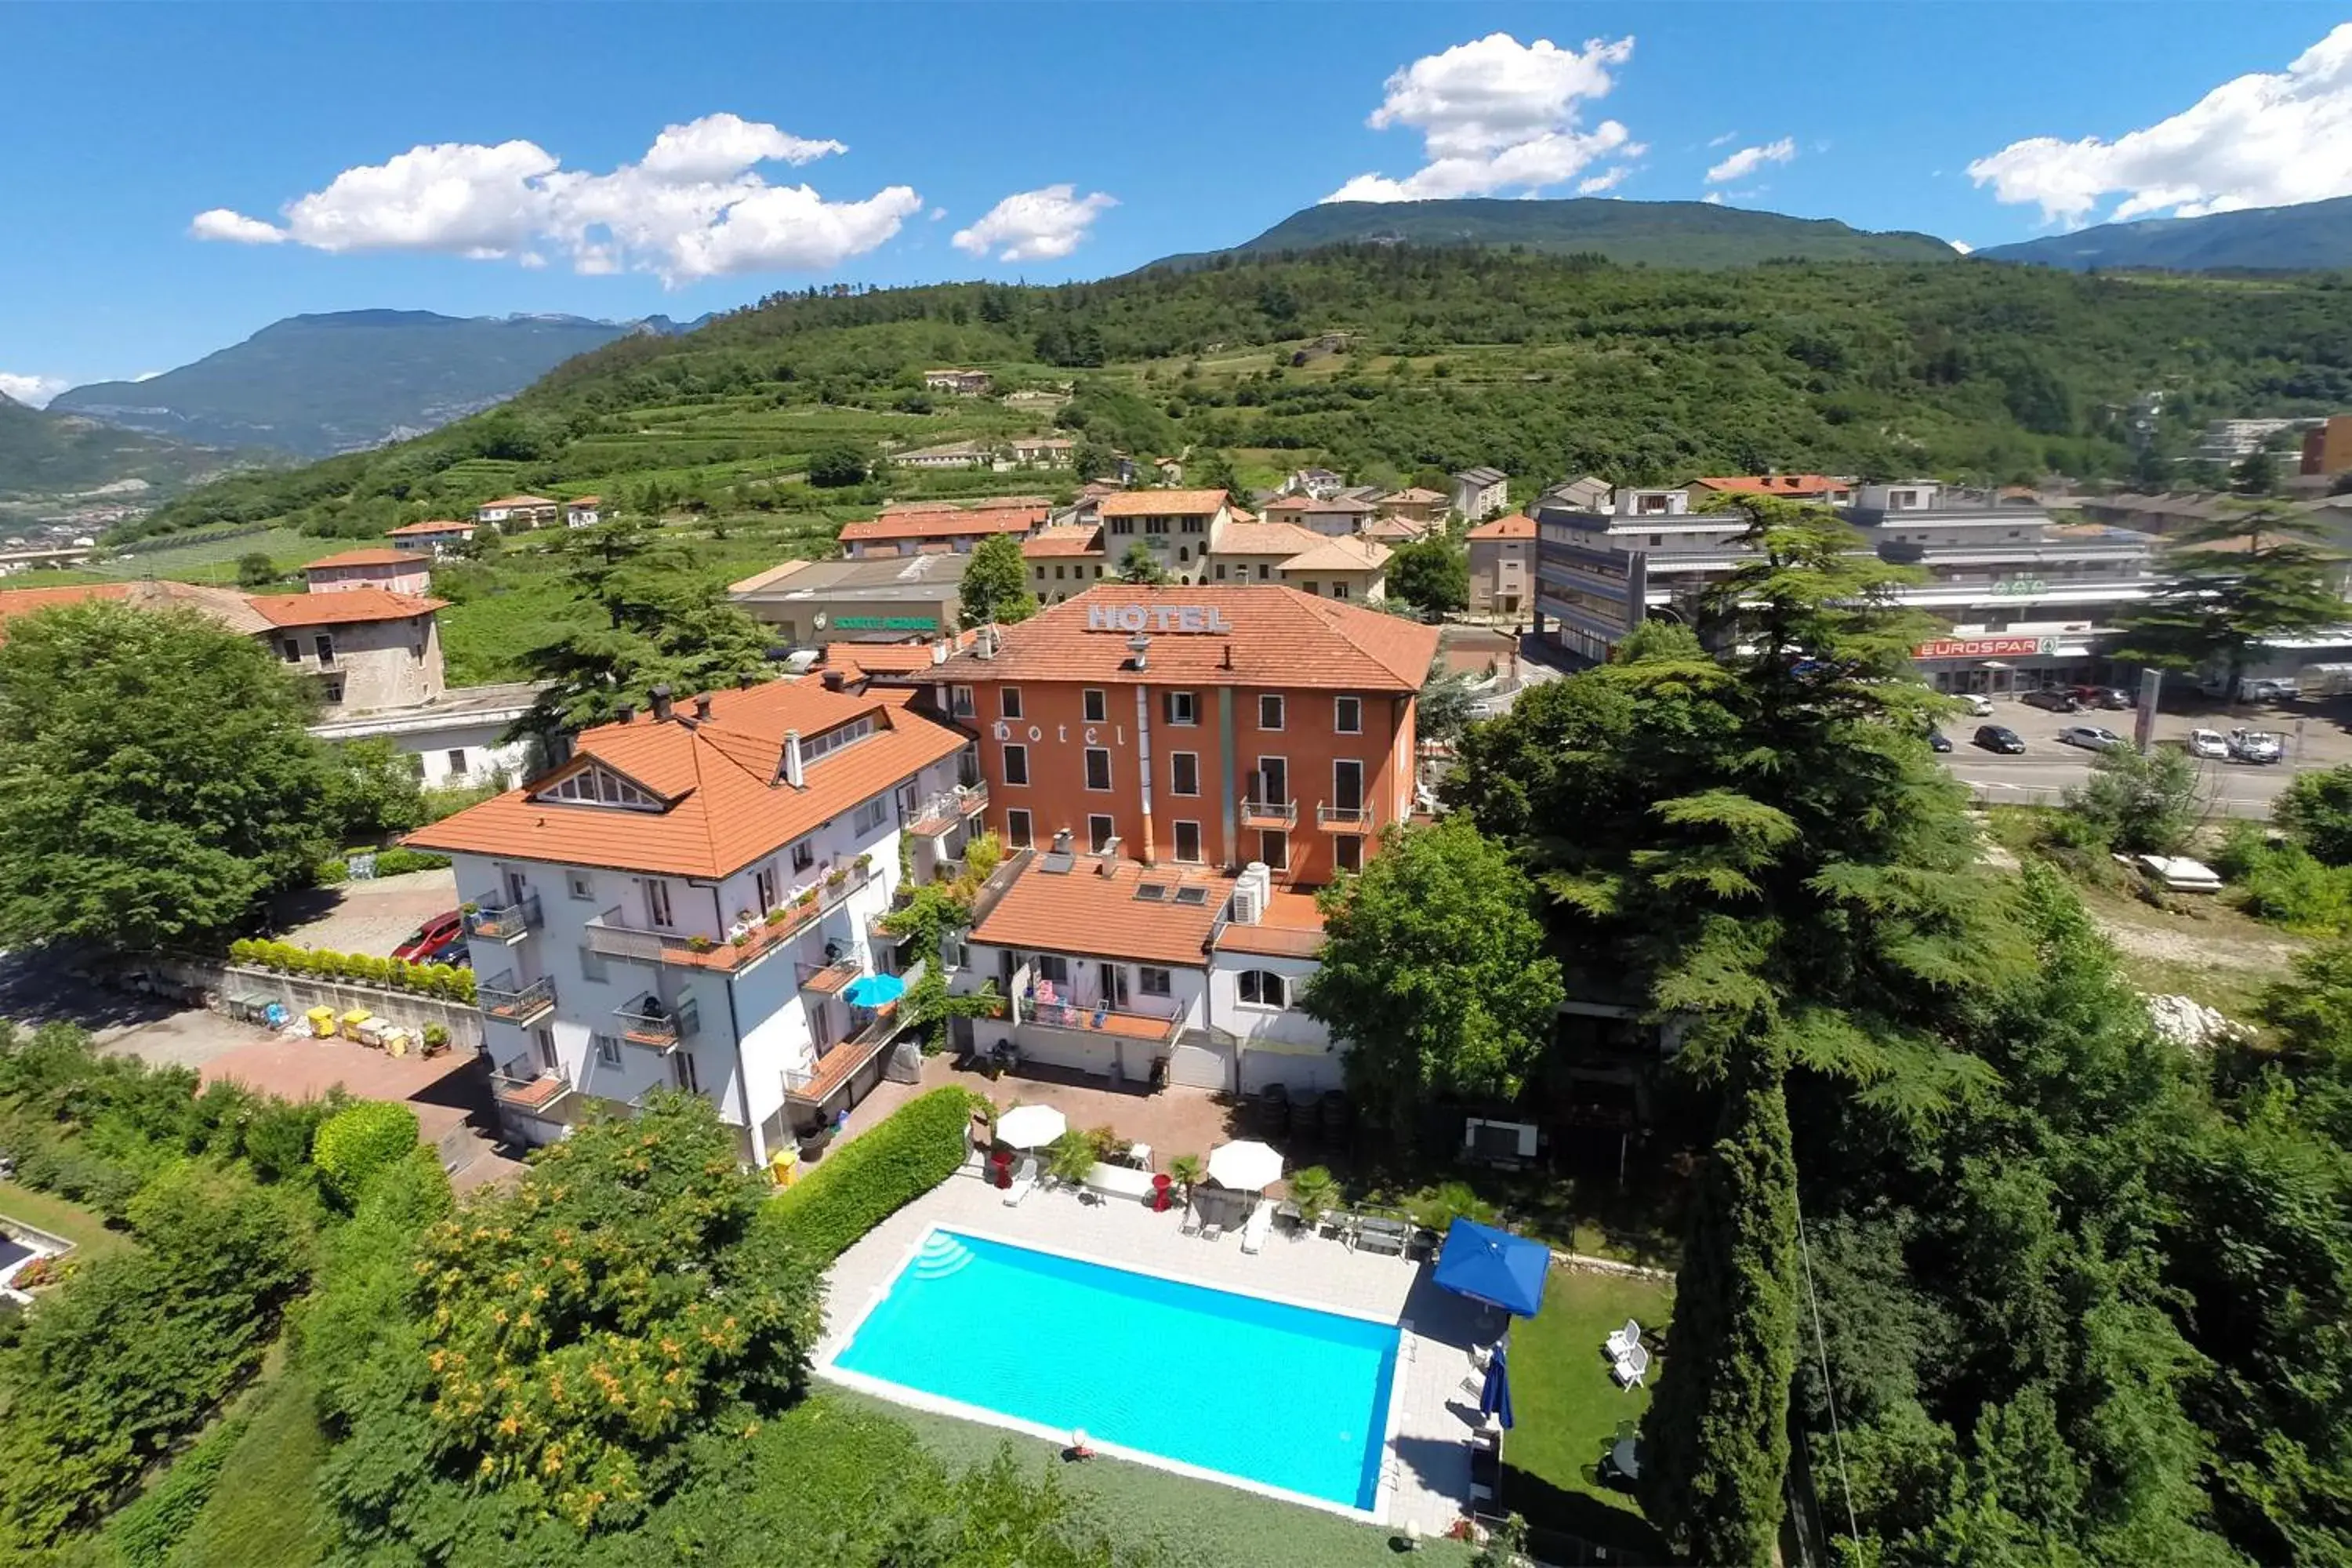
[317,847,452,885]
[759,1087,978,1264]
[225,940,477,1004]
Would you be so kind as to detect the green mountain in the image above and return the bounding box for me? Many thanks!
[1145,198,1961,270]
[0,390,256,502]
[49,310,637,459]
[126,246,2352,547]
[1980,194,2352,272]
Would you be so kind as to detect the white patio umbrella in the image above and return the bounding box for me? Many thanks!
[995,1104,1068,1149]
[1207,1139,1284,1192]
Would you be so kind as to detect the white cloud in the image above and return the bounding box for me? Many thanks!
[1577,167,1632,195]
[190,114,919,283]
[1701,192,1726,206]
[1708,130,1740,148]
[1969,24,2352,223]
[928,206,948,221]
[1948,239,1974,255]
[951,184,1117,262]
[0,372,71,408]
[1705,137,1796,184]
[1325,32,1641,202]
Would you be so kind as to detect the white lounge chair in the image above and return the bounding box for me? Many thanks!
[1605,1318,1642,1359]
[1002,1156,1037,1207]
[1240,1203,1274,1254]
[1613,1342,1650,1389]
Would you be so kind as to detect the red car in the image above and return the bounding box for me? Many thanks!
[393,909,464,964]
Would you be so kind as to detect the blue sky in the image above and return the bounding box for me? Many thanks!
[6,3,2350,401]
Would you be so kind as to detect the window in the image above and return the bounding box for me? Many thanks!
[950,684,975,718]
[1083,748,1112,791]
[567,870,595,901]
[279,637,300,662]
[1109,517,1134,535]
[673,1051,701,1094]
[593,1033,622,1068]
[789,837,815,873]
[1299,581,1319,597]
[1005,808,1034,848]
[1169,751,1199,796]
[1088,815,1116,853]
[1035,953,1071,985]
[1092,564,1104,579]
[314,633,336,666]
[1000,686,1024,719]
[1164,690,1198,725]
[1173,820,1203,863]
[1237,970,1289,1009]
[535,1028,558,1071]
[1139,966,1172,997]
[579,943,608,983]
[320,678,344,705]
[1003,743,1029,786]
[1259,829,1288,870]
[1178,546,1190,563]
[755,865,779,913]
[1334,696,1362,734]
[445,748,469,775]
[539,764,659,809]
[1335,834,1363,873]
[1214,564,1227,580]
[643,878,675,928]
[1083,688,1108,723]
[1258,694,1284,730]
[799,716,874,764]
[1257,564,1271,581]
[1334,757,1364,813]
[852,796,889,836]
[1332,582,1349,600]
[1054,564,1066,580]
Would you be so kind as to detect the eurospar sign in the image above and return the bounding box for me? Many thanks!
[1914,635,2062,661]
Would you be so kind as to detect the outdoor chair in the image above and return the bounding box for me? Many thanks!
[1179,1209,1203,1237]
[1002,1156,1037,1207]
[1199,1221,1223,1243]
[1613,1342,1650,1389]
[1605,1319,1642,1359]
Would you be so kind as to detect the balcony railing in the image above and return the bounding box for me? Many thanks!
[797,956,864,995]
[464,894,542,945]
[1018,994,1185,1045]
[783,958,923,1103]
[908,782,989,837]
[613,996,699,1051]
[1240,797,1298,829]
[584,863,873,971]
[491,1069,571,1116]
[1317,802,1373,830]
[479,973,556,1027]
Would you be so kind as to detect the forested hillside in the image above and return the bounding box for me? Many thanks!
[125,248,2352,543]
[0,391,253,501]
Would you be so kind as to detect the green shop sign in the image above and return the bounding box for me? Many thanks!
[830,615,939,631]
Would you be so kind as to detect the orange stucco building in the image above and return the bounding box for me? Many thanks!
[927,586,1438,887]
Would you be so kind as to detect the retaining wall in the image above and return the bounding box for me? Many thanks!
[145,954,487,1051]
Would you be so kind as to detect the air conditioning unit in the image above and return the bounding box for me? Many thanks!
[1230,886,1261,925]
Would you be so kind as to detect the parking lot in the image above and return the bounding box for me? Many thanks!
[1942,691,2352,816]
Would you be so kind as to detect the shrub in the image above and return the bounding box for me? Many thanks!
[243,1097,328,1183]
[311,1101,419,1209]
[760,1087,976,1263]
[315,858,350,885]
[103,1410,252,1568]
[1045,1128,1098,1185]
[1288,1164,1338,1225]
[369,847,452,877]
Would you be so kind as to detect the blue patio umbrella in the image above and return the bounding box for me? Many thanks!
[843,971,906,1009]
[1479,1344,1515,1430]
[1432,1218,1552,1318]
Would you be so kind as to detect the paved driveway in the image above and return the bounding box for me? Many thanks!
[268,867,459,957]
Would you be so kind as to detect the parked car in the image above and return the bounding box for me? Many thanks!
[2228,728,2285,764]
[1974,724,2027,754]
[2057,724,2126,751]
[2072,684,2133,710]
[419,933,473,968]
[2241,677,2299,703]
[392,909,465,963]
[2020,688,2078,713]
[2186,728,2229,760]
[1960,693,1994,717]
[1927,729,1953,753]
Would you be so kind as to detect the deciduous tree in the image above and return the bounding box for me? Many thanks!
[959,532,1038,626]
[1117,542,1168,585]
[1388,536,1468,616]
[2117,510,2343,699]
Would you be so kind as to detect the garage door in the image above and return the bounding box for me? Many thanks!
[1240,1047,1341,1098]
[1167,1035,1232,1091]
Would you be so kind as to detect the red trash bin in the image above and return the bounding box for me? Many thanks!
[1152,1173,1172,1212]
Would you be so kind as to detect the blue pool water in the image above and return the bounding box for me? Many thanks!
[834,1230,1399,1510]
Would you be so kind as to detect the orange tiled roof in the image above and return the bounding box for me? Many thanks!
[481,494,557,508]
[407,677,968,879]
[839,506,1047,543]
[1687,475,1847,496]
[388,518,471,535]
[1022,525,1104,558]
[244,587,447,628]
[823,632,975,674]
[940,584,1437,692]
[0,579,273,639]
[304,548,422,569]
[1279,535,1391,573]
[568,495,602,506]
[1214,521,1328,557]
[1382,487,1447,504]
[1097,489,1229,518]
[972,855,1235,967]
[1467,514,1535,540]
[1265,493,1374,514]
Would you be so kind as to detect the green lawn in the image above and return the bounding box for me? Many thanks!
[833,1389,1478,1567]
[169,1361,328,1568]
[0,1184,130,1260]
[1502,1268,1674,1560]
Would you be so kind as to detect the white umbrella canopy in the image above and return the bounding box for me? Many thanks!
[1207,1139,1284,1192]
[996,1104,1068,1149]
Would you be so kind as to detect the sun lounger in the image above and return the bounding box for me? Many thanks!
[1200,1221,1224,1243]
[1354,1220,1409,1256]
[1612,1342,1650,1388]
[1605,1319,1642,1359]
[1179,1209,1202,1236]
[1240,1203,1274,1254]
[1002,1156,1037,1206]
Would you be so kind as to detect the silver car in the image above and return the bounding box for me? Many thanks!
[2228,728,2284,764]
[2058,724,2126,751]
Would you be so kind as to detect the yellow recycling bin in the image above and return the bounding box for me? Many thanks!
[340,1008,371,1042]
[306,1007,336,1038]
[769,1146,800,1189]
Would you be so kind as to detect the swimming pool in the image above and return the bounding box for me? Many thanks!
[829,1229,1402,1513]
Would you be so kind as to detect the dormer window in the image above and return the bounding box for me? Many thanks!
[535,763,661,810]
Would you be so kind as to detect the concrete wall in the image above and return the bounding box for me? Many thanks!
[151,954,485,1050]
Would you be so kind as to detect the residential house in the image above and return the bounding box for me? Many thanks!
[565,496,604,528]
[895,441,987,471]
[1095,489,1232,583]
[1154,456,1185,485]
[1276,535,1390,602]
[1023,524,1108,604]
[301,547,435,597]
[923,368,993,395]
[1261,493,1377,538]
[1466,513,1536,616]
[728,554,968,645]
[408,676,983,1161]
[1281,467,1347,499]
[1376,487,1450,526]
[475,495,560,528]
[1205,521,1327,586]
[1004,435,1076,469]
[835,503,1048,559]
[387,518,476,556]
[1451,466,1510,523]
[1361,515,1432,547]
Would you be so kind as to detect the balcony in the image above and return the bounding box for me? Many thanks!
[464,894,542,945]
[908,782,989,838]
[479,973,556,1028]
[1317,802,1373,831]
[614,995,699,1051]
[783,959,923,1105]
[1240,797,1298,829]
[1018,993,1185,1046]
[797,956,864,996]
[491,1069,571,1116]
[584,863,873,971]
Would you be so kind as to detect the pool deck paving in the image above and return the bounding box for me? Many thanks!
[818,1167,1493,1539]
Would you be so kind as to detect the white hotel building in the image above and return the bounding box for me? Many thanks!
[407,673,987,1163]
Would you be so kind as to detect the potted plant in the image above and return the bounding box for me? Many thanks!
[766,906,788,926]
[826,867,848,891]
[421,1022,450,1055]
[1046,1129,1098,1188]
[687,935,716,953]
[797,887,819,909]
[1169,1152,1205,1199]
[854,851,873,874]
[1287,1165,1338,1229]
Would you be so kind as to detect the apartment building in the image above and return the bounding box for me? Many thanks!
[1094,490,1232,583]
[1465,512,1535,615]
[1261,493,1376,537]
[1376,487,1450,525]
[1451,466,1510,523]
[931,584,1437,887]
[301,547,434,596]
[407,676,983,1162]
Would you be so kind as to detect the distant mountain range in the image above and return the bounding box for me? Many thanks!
[0,390,258,502]
[1145,198,1962,271]
[49,310,645,459]
[1979,194,2352,272]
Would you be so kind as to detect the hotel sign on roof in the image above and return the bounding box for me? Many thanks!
[1086,604,1235,634]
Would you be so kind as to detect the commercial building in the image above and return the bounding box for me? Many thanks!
[728,554,967,647]
[2193,419,2312,465]
[1466,513,1535,616]
[2304,416,2352,479]
[406,675,983,1161]
[931,584,1438,887]
[1022,524,1109,605]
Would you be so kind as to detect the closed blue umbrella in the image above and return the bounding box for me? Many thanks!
[1479,1345,1515,1430]
[843,971,906,1009]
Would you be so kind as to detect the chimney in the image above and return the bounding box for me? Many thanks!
[782,729,805,787]
[822,669,848,692]
[977,627,997,661]
[616,702,637,724]
[1128,632,1151,671]
[649,684,674,723]
[1221,642,1235,670]
[1052,828,1074,855]
[692,694,713,720]
[931,639,949,665]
